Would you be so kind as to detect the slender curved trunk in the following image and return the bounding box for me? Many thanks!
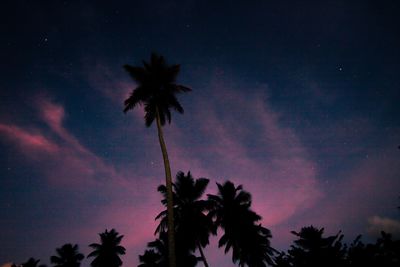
[197,242,209,267]
[155,108,176,267]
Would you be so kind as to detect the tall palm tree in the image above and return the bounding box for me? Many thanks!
[50,244,84,267]
[123,53,191,267]
[87,229,126,267]
[208,181,275,267]
[156,171,215,267]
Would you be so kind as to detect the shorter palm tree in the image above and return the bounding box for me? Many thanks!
[88,229,126,267]
[208,181,275,266]
[155,171,215,267]
[50,244,84,267]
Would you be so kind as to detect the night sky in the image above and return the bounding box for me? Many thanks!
[1,1,400,267]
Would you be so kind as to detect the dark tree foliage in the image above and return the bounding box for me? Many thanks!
[50,244,84,267]
[138,232,200,267]
[208,181,275,267]
[156,172,215,256]
[123,53,191,126]
[346,232,400,267]
[138,250,162,267]
[273,227,400,267]
[88,229,126,267]
[285,226,346,267]
[155,171,214,266]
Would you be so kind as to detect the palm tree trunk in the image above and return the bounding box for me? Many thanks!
[197,242,210,267]
[155,108,176,267]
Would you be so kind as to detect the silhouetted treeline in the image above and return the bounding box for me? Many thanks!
[274,227,400,267]
[139,171,400,267]
[11,172,400,267]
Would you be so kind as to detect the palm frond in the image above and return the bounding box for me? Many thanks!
[123,65,148,84]
[123,53,191,127]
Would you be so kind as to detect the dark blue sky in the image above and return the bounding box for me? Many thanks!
[1,1,400,267]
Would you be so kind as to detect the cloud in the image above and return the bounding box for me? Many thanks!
[0,97,131,191]
[367,216,400,239]
[0,96,165,266]
[0,124,59,153]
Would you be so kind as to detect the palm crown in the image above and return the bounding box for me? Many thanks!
[208,181,275,266]
[156,171,215,250]
[50,244,84,267]
[123,53,191,126]
[88,229,126,267]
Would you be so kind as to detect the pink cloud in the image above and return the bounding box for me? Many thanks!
[0,124,58,153]
[0,97,126,188]
[0,96,169,266]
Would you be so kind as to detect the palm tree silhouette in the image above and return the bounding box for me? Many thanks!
[87,229,126,267]
[156,171,215,267]
[50,244,84,267]
[208,181,275,266]
[123,53,191,267]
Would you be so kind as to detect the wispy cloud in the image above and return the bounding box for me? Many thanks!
[0,96,165,265]
[165,82,323,228]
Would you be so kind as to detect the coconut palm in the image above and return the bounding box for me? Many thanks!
[123,53,191,267]
[87,229,126,267]
[50,244,84,267]
[156,171,215,267]
[208,181,275,266]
